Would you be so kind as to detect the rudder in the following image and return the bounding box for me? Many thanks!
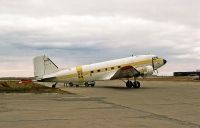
[33,55,59,80]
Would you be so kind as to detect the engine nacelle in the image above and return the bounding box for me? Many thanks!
[140,66,154,77]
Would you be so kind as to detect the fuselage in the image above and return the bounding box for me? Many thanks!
[41,55,166,84]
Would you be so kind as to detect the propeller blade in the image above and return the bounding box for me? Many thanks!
[152,57,155,70]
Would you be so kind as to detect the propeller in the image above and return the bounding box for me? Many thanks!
[152,57,155,70]
[152,57,159,76]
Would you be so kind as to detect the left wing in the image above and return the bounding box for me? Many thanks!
[110,66,140,80]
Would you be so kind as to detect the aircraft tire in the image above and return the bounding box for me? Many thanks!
[133,81,140,88]
[126,81,133,88]
[52,84,56,88]
[52,82,57,88]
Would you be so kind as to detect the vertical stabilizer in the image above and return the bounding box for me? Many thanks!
[33,55,58,80]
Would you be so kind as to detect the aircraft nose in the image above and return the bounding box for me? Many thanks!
[163,59,167,64]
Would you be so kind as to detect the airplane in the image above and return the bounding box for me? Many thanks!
[33,54,167,88]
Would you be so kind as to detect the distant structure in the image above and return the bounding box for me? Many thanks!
[174,70,200,80]
[174,72,200,76]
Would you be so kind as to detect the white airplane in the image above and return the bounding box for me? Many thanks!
[33,54,167,88]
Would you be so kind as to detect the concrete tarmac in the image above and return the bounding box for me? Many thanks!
[0,80,200,128]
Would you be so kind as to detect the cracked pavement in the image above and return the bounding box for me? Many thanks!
[0,80,200,128]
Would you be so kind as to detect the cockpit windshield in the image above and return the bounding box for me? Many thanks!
[153,56,159,60]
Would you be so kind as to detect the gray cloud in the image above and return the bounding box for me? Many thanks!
[0,0,199,76]
[0,0,199,26]
[0,14,199,55]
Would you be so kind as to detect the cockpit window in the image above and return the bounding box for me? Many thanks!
[153,56,159,60]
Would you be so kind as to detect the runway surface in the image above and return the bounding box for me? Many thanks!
[0,80,200,128]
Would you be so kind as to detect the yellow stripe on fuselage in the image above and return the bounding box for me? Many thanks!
[76,66,84,84]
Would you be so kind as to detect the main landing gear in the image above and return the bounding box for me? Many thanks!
[125,79,140,88]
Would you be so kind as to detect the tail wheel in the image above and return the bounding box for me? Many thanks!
[52,84,56,88]
[126,81,133,88]
[52,82,57,88]
[133,81,140,88]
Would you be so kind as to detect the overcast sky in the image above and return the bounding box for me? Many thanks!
[0,0,200,77]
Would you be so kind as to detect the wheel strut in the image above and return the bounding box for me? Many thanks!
[52,82,58,88]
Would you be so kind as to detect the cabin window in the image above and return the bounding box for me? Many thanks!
[105,68,108,71]
[118,66,121,68]
[111,67,114,70]
[91,71,94,73]
[97,69,101,72]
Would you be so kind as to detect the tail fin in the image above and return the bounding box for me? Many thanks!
[33,55,59,80]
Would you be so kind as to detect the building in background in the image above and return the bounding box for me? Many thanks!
[174,69,200,80]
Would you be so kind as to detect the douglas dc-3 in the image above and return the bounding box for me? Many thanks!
[33,55,167,88]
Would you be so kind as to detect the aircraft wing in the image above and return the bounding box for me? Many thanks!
[110,66,140,80]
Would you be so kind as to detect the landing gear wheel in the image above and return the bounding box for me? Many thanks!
[133,81,140,88]
[69,82,73,87]
[52,84,56,88]
[126,81,133,88]
[76,85,79,87]
[52,82,57,88]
